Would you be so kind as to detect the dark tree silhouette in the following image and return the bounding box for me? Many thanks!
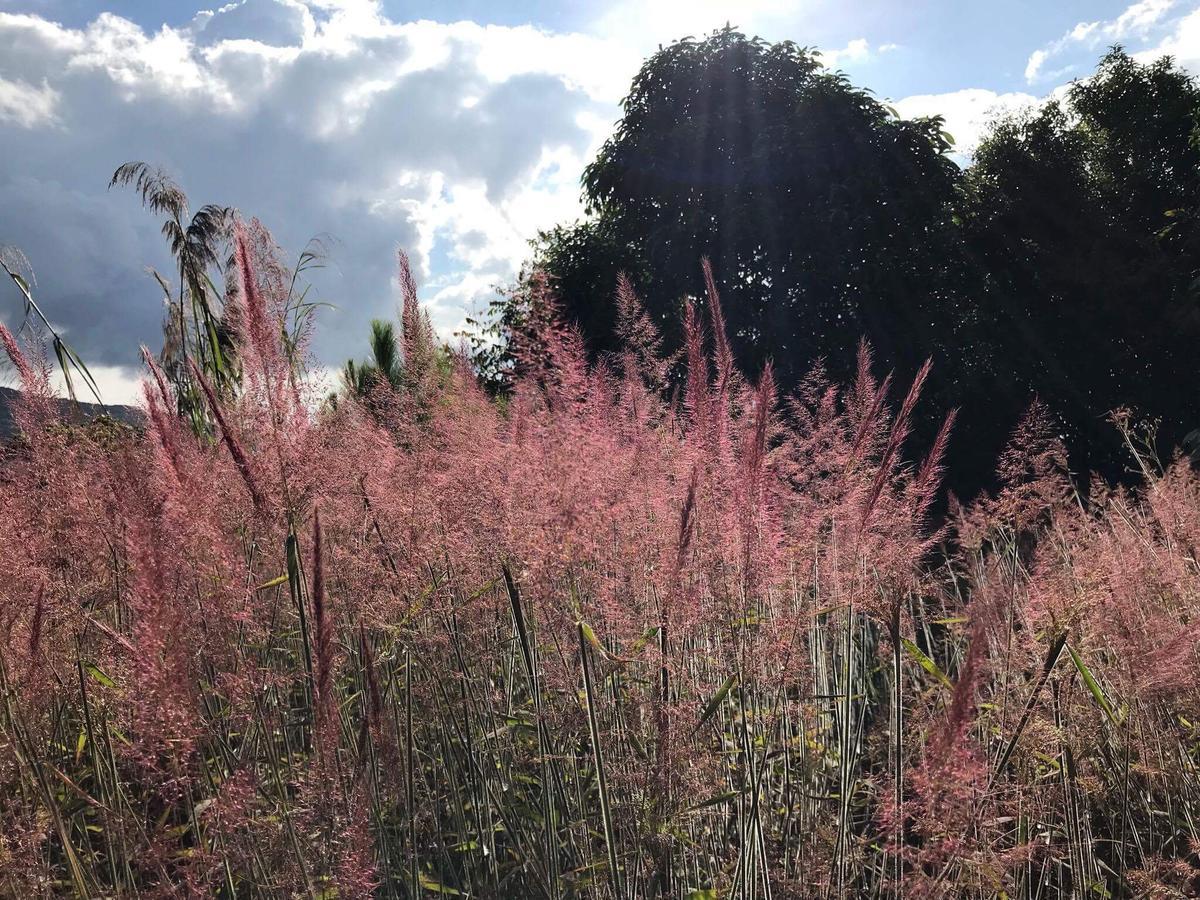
[535,27,965,394]
[495,36,1200,498]
[961,48,1200,483]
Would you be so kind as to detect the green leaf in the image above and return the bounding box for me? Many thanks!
[53,336,77,403]
[84,662,116,688]
[901,637,952,689]
[419,872,462,894]
[1066,643,1119,725]
[629,624,660,655]
[579,619,607,658]
[51,334,104,406]
[695,673,738,730]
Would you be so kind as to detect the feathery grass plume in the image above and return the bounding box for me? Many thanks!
[847,340,895,465]
[613,271,669,389]
[397,249,439,408]
[676,464,699,572]
[140,344,174,410]
[879,580,1009,898]
[682,297,709,437]
[0,323,54,429]
[234,220,277,374]
[957,399,1071,547]
[140,346,187,476]
[25,585,44,677]
[738,362,778,589]
[860,357,933,532]
[700,256,735,393]
[504,268,561,387]
[311,508,335,738]
[10,230,1200,897]
[912,409,958,526]
[189,358,265,509]
[0,323,35,386]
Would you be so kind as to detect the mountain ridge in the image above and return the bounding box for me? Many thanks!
[0,385,143,438]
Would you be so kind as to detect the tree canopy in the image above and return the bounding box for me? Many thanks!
[544,28,963,388]
[960,49,1200,482]
[507,32,1200,498]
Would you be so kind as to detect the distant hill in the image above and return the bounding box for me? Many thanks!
[0,386,143,439]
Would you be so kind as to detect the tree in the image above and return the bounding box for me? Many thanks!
[531,27,964,395]
[344,319,402,395]
[961,48,1200,482]
[508,38,1200,498]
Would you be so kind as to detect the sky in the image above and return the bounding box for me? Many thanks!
[0,0,1196,403]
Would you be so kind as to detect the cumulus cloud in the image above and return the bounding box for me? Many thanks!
[821,37,871,68]
[190,0,315,48]
[893,88,1038,159]
[1024,0,1174,83]
[0,1,617,402]
[1135,4,1200,68]
[907,1,1200,169]
[16,0,1164,408]
[0,75,59,127]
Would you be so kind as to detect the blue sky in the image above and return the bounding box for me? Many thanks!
[0,0,1194,401]
[6,0,1150,96]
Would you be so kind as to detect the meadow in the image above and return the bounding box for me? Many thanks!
[3,224,1200,899]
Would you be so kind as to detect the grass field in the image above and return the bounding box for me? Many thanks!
[3,232,1200,898]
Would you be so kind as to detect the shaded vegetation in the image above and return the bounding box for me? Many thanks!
[496,31,1200,499]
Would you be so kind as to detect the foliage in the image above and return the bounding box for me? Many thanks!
[500,38,1200,500]
[345,319,403,395]
[3,231,1200,899]
[460,268,574,396]
[529,26,962,394]
[109,162,237,431]
[342,251,449,425]
[109,164,330,435]
[961,47,1200,484]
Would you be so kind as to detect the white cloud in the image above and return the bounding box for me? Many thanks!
[49,364,143,406]
[1135,5,1200,68]
[822,37,871,68]
[0,0,980,403]
[1024,49,1047,83]
[1024,0,1175,83]
[191,0,316,48]
[1110,0,1177,36]
[894,88,1038,159]
[894,1,1200,174]
[0,1,620,392]
[0,76,59,128]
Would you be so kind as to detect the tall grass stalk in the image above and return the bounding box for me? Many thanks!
[3,239,1200,898]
